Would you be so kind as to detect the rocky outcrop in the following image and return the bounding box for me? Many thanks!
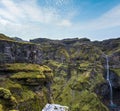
[0,40,42,64]
[42,104,69,111]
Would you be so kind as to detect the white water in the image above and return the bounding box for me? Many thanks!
[106,55,113,105]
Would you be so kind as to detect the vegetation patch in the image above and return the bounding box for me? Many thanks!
[111,68,120,77]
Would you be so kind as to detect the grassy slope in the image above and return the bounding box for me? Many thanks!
[39,41,111,111]
[0,34,14,41]
[0,63,53,111]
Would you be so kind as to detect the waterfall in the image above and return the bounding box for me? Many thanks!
[106,55,113,105]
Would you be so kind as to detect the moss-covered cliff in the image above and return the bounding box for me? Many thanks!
[0,63,53,111]
[0,34,120,111]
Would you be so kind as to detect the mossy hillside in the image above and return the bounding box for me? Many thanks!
[43,60,63,69]
[69,66,105,92]
[0,104,3,111]
[1,63,53,81]
[0,87,17,111]
[93,38,120,55]
[56,48,70,62]
[0,63,53,111]
[0,34,14,41]
[0,79,32,102]
[0,33,36,45]
[2,63,51,72]
[32,37,103,65]
[70,71,91,91]
[0,79,49,111]
[47,59,107,111]
[70,44,102,62]
[39,42,107,110]
[52,72,107,111]
[0,79,22,91]
[15,84,52,111]
[43,60,68,79]
[72,90,109,111]
[11,72,46,79]
[107,46,120,55]
[1,35,119,110]
[57,89,108,111]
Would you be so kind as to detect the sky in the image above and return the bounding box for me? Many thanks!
[0,0,120,41]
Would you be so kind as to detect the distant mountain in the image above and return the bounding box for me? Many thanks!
[30,37,91,46]
[12,37,25,42]
[93,38,120,54]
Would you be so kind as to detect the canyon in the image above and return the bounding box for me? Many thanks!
[0,33,120,111]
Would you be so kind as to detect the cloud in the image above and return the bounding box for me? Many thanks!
[0,0,120,40]
[57,19,72,27]
[78,4,120,30]
[97,4,120,28]
[0,0,71,25]
[0,0,72,40]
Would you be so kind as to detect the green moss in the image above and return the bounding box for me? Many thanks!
[0,63,53,81]
[3,63,51,72]
[89,70,105,92]
[0,87,12,99]
[72,90,108,111]
[111,68,120,77]
[10,72,45,79]
[0,33,37,45]
[18,96,45,111]
[0,87,17,104]
[59,49,70,59]
[0,87,17,111]
[0,81,48,110]
[0,79,22,89]
[44,60,62,68]
[0,104,3,111]
[0,63,54,111]
[0,34,15,41]
[51,60,107,110]
[19,87,35,102]
[70,71,90,91]
[80,62,90,67]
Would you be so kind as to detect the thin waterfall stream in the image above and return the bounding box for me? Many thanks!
[106,55,114,106]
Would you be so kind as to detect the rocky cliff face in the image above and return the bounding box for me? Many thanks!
[0,34,120,111]
[0,39,42,64]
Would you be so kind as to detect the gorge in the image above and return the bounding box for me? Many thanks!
[0,34,120,111]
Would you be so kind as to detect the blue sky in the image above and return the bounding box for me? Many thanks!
[0,0,120,41]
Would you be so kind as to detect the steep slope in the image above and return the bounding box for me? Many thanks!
[0,34,120,111]
[0,63,53,111]
[31,37,120,110]
[41,43,109,111]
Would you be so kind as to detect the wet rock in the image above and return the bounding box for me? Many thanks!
[110,71,120,88]
[95,83,109,96]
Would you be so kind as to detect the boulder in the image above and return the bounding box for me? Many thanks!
[42,104,69,111]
